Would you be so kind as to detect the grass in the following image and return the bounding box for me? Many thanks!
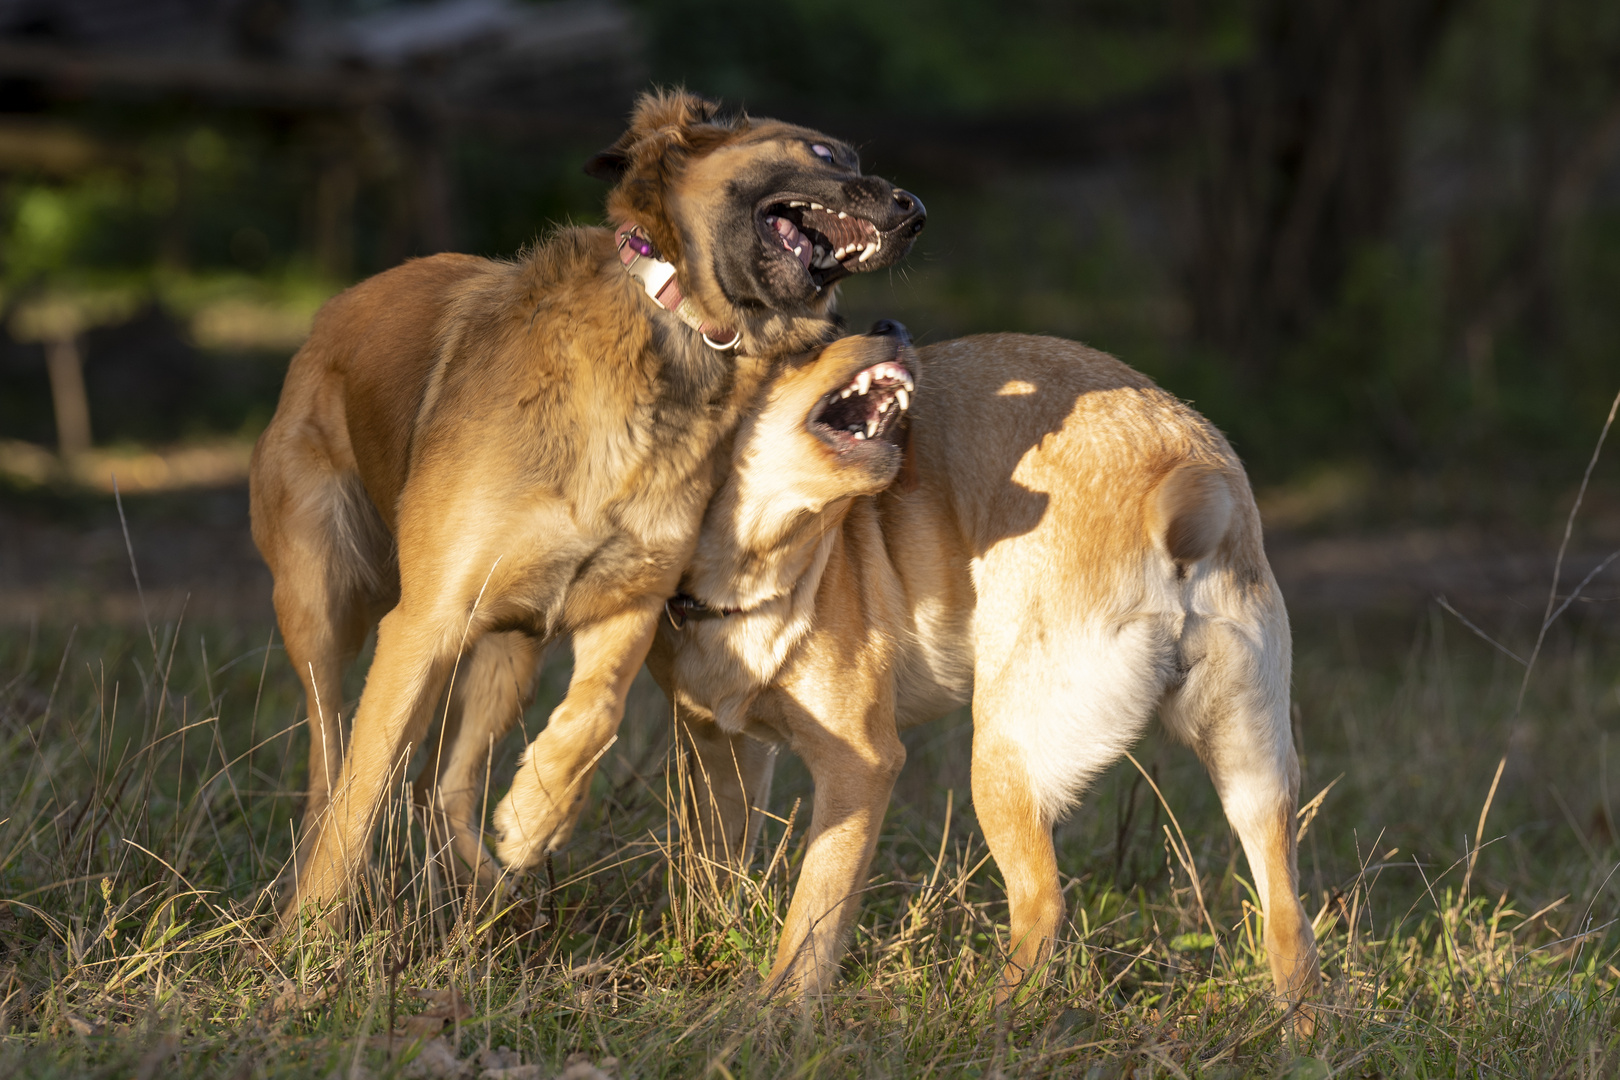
[3,525,1620,1077]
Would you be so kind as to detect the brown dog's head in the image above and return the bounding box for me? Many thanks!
[588,89,926,354]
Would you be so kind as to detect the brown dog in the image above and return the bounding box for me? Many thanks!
[645,325,1320,1012]
[249,89,925,925]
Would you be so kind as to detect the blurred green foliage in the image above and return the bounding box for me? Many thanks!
[3,0,1619,497]
[633,0,1251,112]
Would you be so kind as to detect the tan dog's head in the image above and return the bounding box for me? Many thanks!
[588,89,926,354]
[716,320,918,551]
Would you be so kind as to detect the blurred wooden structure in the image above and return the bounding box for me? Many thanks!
[0,0,641,454]
[0,0,639,266]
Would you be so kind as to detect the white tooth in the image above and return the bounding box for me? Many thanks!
[856,371,871,395]
[866,416,878,438]
[839,387,853,399]
[837,211,847,219]
[858,242,877,263]
[789,201,806,207]
[810,203,823,210]
[896,388,909,410]
[903,376,914,391]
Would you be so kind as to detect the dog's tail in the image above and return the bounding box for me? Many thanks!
[1145,463,1234,568]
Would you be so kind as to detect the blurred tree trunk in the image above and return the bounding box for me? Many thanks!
[390,95,456,258]
[45,336,91,458]
[1181,0,1458,374]
[1453,0,1620,407]
[314,156,358,280]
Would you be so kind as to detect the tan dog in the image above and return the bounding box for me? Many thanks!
[249,89,925,925]
[645,324,1320,1012]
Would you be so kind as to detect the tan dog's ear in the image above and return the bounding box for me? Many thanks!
[1147,463,1233,564]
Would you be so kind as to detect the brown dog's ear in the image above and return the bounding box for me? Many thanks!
[601,88,738,255]
[627,87,722,139]
[583,149,630,182]
[586,88,724,184]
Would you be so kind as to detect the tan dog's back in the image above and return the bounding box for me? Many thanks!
[657,330,1317,1012]
[887,334,1311,1007]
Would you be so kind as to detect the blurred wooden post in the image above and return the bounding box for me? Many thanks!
[11,289,138,462]
[315,154,358,280]
[44,334,92,458]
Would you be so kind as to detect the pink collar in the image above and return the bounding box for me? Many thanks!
[615,222,740,351]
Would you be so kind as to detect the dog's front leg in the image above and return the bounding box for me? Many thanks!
[764,701,905,999]
[283,605,462,931]
[493,602,662,869]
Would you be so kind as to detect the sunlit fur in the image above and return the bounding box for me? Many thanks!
[645,331,1321,1020]
[249,89,914,928]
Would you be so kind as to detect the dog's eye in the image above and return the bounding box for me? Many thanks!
[811,144,835,163]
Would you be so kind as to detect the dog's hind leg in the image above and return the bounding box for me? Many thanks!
[1161,600,1321,1016]
[414,631,546,903]
[253,455,394,854]
[970,611,1169,1000]
[679,719,777,890]
[285,602,465,929]
[970,720,1063,998]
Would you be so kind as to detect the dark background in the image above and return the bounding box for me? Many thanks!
[2,0,1619,633]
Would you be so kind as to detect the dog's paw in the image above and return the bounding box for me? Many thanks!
[492,790,546,869]
[492,787,579,869]
[493,751,595,868]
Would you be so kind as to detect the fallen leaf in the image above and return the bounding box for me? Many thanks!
[396,986,474,1040]
[1279,1058,1331,1080]
[401,1037,468,1080]
[269,978,339,1018]
[477,1047,523,1072]
[557,1053,619,1080]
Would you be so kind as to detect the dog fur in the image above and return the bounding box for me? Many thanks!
[249,89,924,925]
[645,327,1321,1013]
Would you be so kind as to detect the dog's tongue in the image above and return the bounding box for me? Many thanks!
[768,215,813,269]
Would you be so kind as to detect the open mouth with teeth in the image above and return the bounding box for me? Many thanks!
[763,200,883,288]
[808,356,914,452]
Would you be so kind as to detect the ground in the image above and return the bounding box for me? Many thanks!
[2,459,1620,1077]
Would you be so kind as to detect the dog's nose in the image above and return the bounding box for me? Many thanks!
[891,189,926,235]
[869,319,910,343]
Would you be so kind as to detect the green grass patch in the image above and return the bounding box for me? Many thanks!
[2,603,1619,1077]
